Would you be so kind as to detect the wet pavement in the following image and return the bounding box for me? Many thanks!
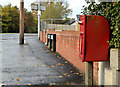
[0,34,84,86]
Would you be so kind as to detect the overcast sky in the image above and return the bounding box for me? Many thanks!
[0,0,87,18]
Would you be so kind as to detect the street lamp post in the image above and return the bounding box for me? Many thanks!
[38,0,41,39]
[31,1,46,39]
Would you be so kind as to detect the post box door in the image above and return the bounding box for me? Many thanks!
[79,15,86,61]
[85,15,109,61]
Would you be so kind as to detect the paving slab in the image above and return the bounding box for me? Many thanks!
[0,34,84,86]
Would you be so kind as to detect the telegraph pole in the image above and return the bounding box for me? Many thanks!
[38,0,41,39]
[19,0,24,44]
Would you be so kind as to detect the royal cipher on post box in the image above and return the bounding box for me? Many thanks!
[79,15,109,62]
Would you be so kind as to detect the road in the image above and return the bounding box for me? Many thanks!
[0,34,84,86]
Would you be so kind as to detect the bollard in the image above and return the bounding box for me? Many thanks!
[47,34,50,46]
[49,34,52,50]
[47,34,56,52]
[53,34,56,52]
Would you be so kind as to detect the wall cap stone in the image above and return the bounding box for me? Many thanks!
[110,48,120,70]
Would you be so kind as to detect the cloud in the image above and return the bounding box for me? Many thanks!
[68,0,87,18]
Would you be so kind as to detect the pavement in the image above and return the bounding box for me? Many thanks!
[0,34,84,86]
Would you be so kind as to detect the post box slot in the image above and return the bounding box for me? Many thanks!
[80,32,83,34]
[77,21,83,24]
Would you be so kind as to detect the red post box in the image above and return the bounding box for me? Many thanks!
[79,15,109,62]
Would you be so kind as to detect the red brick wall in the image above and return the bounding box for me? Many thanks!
[40,31,99,85]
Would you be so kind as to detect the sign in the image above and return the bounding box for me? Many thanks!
[31,3,46,11]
